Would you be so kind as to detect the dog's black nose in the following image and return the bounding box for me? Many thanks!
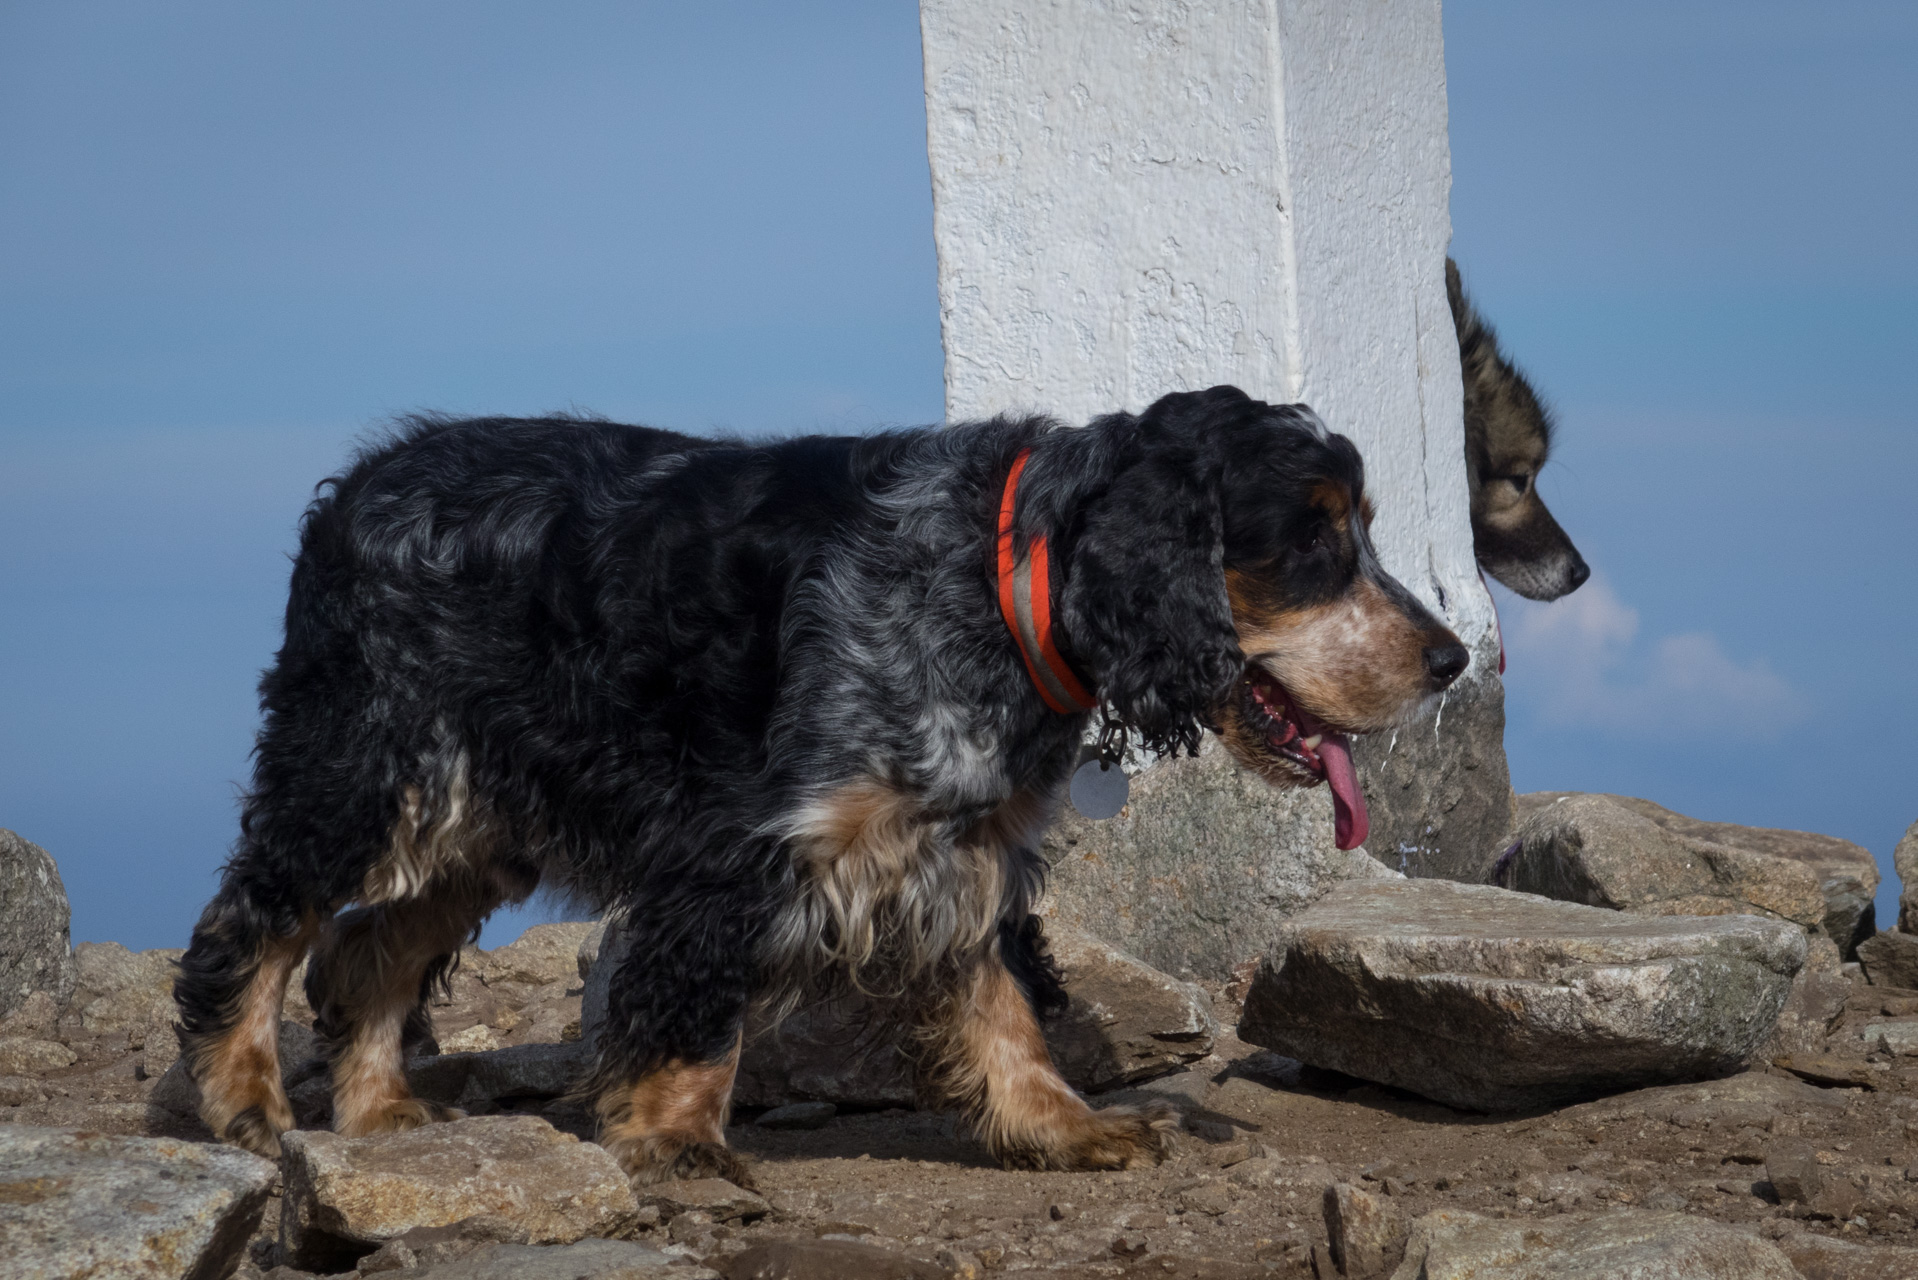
[1424,641,1469,689]
[1565,553,1591,592]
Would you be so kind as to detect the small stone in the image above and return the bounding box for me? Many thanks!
[1177,1181,1234,1217]
[1773,1055,1879,1090]
[0,1075,44,1106]
[1859,931,1918,990]
[0,1036,77,1075]
[0,990,59,1039]
[754,1101,836,1130]
[634,1177,768,1223]
[438,1024,502,1054]
[1324,1181,1403,1277]
[1865,1020,1918,1057]
[1767,1140,1826,1204]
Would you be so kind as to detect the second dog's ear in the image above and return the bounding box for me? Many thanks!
[1057,454,1243,758]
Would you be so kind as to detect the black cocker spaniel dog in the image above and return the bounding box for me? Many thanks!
[175,385,1466,1183]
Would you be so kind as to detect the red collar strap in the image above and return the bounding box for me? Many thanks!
[997,449,1097,714]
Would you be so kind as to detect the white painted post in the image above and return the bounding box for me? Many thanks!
[921,1,1512,972]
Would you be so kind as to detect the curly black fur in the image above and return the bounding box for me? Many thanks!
[175,384,1432,1144]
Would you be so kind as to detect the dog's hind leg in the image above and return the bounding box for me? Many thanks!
[915,922,1177,1172]
[175,881,322,1157]
[307,870,510,1137]
[587,882,769,1189]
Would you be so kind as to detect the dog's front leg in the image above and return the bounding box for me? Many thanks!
[594,1034,749,1188]
[922,946,1177,1171]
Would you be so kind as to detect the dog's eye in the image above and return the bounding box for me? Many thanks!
[1504,474,1531,496]
[1291,524,1328,555]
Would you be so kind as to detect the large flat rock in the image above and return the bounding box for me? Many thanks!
[1239,879,1805,1111]
[0,830,77,1017]
[1512,792,1878,950]
[0,1124,276,1280]
[1390,1208,1798,1280]
[1040,735,1402,980]
[279,1114,639,1271]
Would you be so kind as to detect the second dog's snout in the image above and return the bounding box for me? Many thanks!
[1423,640,1469,689]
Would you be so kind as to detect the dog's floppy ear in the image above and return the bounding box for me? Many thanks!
[1056,449,1243,759]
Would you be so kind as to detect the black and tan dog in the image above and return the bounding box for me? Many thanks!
[1448,258,1589,602]
[174,386,1466,1184]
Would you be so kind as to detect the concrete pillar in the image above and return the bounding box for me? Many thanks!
[921,0,1513,974]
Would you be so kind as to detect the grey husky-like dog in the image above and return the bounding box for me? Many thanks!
[1447,258,1588,602]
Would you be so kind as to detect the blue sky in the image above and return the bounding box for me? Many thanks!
[1,2,1911,950]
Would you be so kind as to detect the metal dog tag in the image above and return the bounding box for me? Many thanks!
[1070,756,1130,820]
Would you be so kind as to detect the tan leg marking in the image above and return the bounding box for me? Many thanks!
[316,880,499,1138]
[597,1035,751,1187]
[190,915,319,1157]
[925,955,1174,1171]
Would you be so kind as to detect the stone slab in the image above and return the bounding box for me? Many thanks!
[1239,879,1805,1111]
[1388,1208,1797,1279]
[0,1124,275,1280]
[279,1115,638,1271]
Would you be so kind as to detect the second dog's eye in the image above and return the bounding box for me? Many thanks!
[1504,474,1531,495]
[1292,524,1327,555]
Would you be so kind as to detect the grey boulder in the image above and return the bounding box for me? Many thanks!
[279,1114,640,1271]
[0,830,77,1017]
[1349,652,1517,884]
[0,1124,276,1280]
[1509,792,1879,950]
[1389,1208,1797,1280]
[1755,934,1849,1061]
[1899,818,1918,933]
[68,940,184,1037]
[1497,793,1827,929]
[1040,735,1402,980]
[1857,929,1918,990]
[1239,879,1805,1111]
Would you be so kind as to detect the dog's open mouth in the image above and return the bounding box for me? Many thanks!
[1242,666,1369,851]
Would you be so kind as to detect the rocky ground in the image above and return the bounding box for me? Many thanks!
[5,809,1918,1278]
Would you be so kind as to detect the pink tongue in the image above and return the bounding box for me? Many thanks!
[1317,733,1368,850]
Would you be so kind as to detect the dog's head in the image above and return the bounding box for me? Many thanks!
[1448,258,1589,601]
[1050,386,1467,849]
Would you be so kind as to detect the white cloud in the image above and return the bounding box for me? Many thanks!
[1497,574,1808,741]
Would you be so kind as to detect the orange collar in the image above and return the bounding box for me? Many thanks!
[997,449,1096,714]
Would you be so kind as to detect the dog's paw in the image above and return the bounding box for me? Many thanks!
[606,1133,758,1191]
[221,1103,290,1159]
[999,1100,1179,1172]
[336,1097,465,1138]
